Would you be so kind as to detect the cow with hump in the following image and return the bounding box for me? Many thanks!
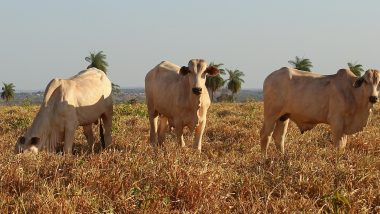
[261,67,380,158]
[16,68,113,154]
[145,59,220,151]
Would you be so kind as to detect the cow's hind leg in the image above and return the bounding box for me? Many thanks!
[260,117,277,158]
[272,119,289,154]
[148,110,159,146]
[157,116,168,146]
[83,125,95,152]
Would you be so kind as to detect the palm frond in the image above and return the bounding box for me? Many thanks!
[85,51,109,74]
[347,62,364,77]
[289,56,313,72]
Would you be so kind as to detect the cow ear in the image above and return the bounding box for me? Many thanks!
[18,137,26,144]
[353,77,364,88]
[30,137,40,145]
[205,66,220,77]
[180,66,190,75]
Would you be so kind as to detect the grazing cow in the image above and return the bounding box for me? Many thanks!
[260,67,379,157]
[145,59,220,151]
[16,68,113,154]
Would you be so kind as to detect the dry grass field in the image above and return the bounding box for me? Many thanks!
[0,102,379,213]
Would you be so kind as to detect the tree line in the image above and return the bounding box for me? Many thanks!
[1,53,367,103]
[288,56,365,76]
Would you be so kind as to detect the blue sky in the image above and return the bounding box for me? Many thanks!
[1,1,379,90]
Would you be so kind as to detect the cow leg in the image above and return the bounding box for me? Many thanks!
[193,120,206,152]
[272,119,289,154]
[63,125,76,154]
[260,118,276,158]
[83,125,95,152]
[157,116,168,146]
[101,112,113,148]
[331,123,346,151]
[148,110,159,146]
[174,122,185,147]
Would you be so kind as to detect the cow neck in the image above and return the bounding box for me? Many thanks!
[352,86,372,110]
[29,104,52,137]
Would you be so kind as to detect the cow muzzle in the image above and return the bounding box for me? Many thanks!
[192,87,202,95]
[369,96,378,103]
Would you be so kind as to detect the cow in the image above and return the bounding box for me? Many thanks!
[15,68,113,154]
[145,59,220,151]
[260,67,379,158]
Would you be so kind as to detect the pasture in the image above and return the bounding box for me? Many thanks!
[0,102,379,213]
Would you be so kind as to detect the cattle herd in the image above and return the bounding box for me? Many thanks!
[14,59,380,158]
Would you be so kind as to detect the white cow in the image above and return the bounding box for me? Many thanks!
[261,67,379,158]
[16,68,113,154]
[145,59,219,151]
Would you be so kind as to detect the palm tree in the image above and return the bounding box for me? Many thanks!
[112,83,121,94]
[85,51,109,74]
[226,69,245,101]
[347,62,364,77]
[85,51,120,94]
[205,62,225,102]
[288,56,313,72]
[1,82,15,103]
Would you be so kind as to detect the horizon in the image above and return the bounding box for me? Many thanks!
[1,1,380,90]
[14,87,264,93]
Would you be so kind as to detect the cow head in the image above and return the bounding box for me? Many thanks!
[353,69,380,104]
[15,135,41,153]
[180,59,220,95]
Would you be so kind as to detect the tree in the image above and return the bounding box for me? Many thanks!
[226,69,245,101]
[1,82,15,103]
[288,56,313,72]
[347,62,364,77]
[112,83,121,95]
[205,62,225,102]
[85,51,109,74]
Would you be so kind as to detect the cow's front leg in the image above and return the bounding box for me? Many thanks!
[174,122,185,147]
[193,120,206,152]
[63,125,77,154]
[331,123,346,151]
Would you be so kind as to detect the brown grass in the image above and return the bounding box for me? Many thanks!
[0,102,379,213]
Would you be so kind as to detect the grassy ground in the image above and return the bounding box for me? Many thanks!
[0,102,379,213]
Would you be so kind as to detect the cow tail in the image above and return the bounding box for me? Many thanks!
[99,119,105,149]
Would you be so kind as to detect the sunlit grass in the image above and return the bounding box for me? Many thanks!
[0,102,379,212]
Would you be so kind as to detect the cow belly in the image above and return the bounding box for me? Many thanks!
[294,122,317,133]
[290,115,324,133]
[76,108,103,126]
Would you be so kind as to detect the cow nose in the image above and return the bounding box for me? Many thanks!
[369,96,378,103]
[192,87,202,95]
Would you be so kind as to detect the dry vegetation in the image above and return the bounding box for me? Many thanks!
[0,102,379,213]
